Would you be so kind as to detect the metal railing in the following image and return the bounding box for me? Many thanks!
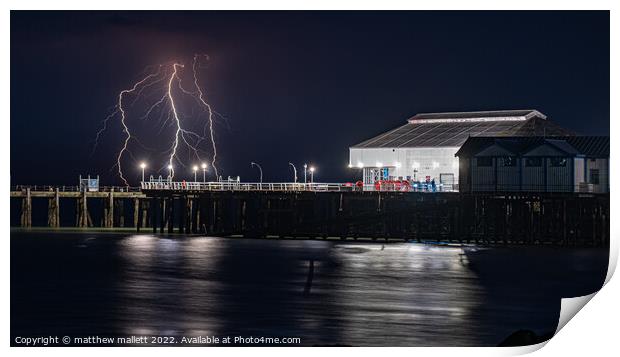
[11,182,458,193]
[11,185,141,192]
[141,181,355,192]
[140,181,459,193]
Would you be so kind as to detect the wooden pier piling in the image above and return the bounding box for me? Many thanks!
[9,186,609,247]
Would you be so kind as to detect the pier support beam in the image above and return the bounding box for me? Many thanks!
[185,197,193,234]
[76,190,91,228]
[47,188,60,228]
[133,198,140,229]
[167,197,174,234]
[141,199,149,229]
[115,198,125,228]
[104,191,114,228]
[20,188,32,228]
[159,198,165,233]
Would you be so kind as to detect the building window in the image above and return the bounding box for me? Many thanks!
[550,158,568,167]
[525,157,542,167]
[477,157,492,167]
[590,169,600,185]
[502,156,517,167]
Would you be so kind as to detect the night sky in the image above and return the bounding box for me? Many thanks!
[10,11,609,186]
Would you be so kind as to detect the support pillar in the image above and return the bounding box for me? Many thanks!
[167,197,174,234]
[116,199,125,228]
[106,191,114,228]
[142,199,149,229]
[76,190,88,228]
[21,188,32,228]
[159,198,165,233]
[133,198,140,230]
[186,197,193,234]
[48,188,60,228]
[195,200,201,234]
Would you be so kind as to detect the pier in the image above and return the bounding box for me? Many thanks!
[10,185,145,229]
[10,182,609,246]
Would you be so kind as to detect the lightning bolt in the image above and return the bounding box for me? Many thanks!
[192,54,219,178]
[166,63,183,179]
[97,57,224,185]
[116,69,162,186]
[91,107,119,155]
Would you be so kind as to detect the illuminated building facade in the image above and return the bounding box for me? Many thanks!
[349,110,574,190]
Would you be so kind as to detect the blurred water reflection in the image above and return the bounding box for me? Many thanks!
[11,233,607,346]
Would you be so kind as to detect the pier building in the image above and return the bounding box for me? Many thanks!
[348,110,574,190]
[455,136,609,193]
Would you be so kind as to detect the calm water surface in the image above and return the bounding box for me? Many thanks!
[11,232,607,346]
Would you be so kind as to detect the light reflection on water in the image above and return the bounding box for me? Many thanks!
[11,233,607,346]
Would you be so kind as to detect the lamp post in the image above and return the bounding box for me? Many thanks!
[192,165,198,182]
[250,162,263,183]
[303,163,308,184]
[139,162,146,182]
[310,166,315,183]
[288,163,297,183]
[201,163,207,182]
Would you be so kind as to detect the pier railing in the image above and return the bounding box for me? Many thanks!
[11,185,141,192]
[141,181,356,192]
[10,183,457,193]
[140,181,458,192]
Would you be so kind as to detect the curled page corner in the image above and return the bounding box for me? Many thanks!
[501,241,614,354]
[604,236,618,285]
[555,292,597,335]
[506,340,550,355]
[506,293,599,355]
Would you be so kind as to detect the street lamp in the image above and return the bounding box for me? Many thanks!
[288,163,297,183]
[201,163,207,182]
[303,163,308,183]
[139,162,146,182]
[309,166,315,183]
[192,165,198,182]
[250,162,263,183]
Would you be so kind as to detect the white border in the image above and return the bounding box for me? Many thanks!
[3,1,616,357]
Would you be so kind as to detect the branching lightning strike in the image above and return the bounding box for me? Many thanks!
[93,56,222,185]
[116,69,162,186]
[166,63,183,179]
[192,55,219,177]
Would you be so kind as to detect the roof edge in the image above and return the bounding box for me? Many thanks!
[408,109,547,123]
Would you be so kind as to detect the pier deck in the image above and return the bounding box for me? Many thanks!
[10,183,609,246]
